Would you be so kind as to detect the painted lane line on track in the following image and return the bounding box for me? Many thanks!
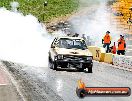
[0,68,9,85]
[0,61,26,101]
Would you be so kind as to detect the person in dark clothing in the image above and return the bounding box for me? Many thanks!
[74,33,79,37]
[82,34,86,41]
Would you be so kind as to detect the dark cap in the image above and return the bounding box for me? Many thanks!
[106,31,110,34]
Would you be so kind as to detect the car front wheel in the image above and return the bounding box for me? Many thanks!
[88,64,93,73]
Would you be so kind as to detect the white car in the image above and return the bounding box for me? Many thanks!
[48,36,93,73]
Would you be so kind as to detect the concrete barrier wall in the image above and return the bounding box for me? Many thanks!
[88,46,105,62]
[112,55,132,69]
[104,53,113,64]
[88,46,132,71]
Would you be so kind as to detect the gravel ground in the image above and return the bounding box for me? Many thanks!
[2,61,63,101]
[2,60,132,101]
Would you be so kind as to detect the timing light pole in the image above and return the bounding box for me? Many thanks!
[43,1,48,22]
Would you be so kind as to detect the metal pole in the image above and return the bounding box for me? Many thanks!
[43,1,48,22]
[43,4,45,22]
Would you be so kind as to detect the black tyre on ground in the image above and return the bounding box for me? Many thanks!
[48,56,57,70]
[83,63,93,73]
[48,56,52,69]
[88,67,92,73]
[88,64,93,73]
[51,62,57,70]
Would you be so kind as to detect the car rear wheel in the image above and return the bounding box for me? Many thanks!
[48,56,57,70]
[51,62,57,70]
[48,56,52,69]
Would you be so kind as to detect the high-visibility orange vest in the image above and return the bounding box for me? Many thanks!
[104,34,111,44]
[118,39,126,50]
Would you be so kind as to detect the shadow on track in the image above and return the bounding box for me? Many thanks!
[54,68,89,73]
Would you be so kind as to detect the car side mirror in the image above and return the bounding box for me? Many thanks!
[51,45,55,48]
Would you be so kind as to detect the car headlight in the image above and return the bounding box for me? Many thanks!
[57,54,64,60]
[87,56,93,60]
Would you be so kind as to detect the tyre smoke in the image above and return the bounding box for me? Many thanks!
[69,0,120,46]
[0,7,52,67]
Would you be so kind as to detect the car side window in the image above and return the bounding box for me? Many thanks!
[58,39,68,48]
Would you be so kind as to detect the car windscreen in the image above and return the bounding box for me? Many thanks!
[58,38,87,50]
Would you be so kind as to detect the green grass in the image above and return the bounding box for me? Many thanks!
[0,0,78,22]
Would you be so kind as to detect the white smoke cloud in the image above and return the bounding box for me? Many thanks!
[10,1,19,12]
[70,0,120,47]
[0,7,53,67]
[0,0,123,67]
